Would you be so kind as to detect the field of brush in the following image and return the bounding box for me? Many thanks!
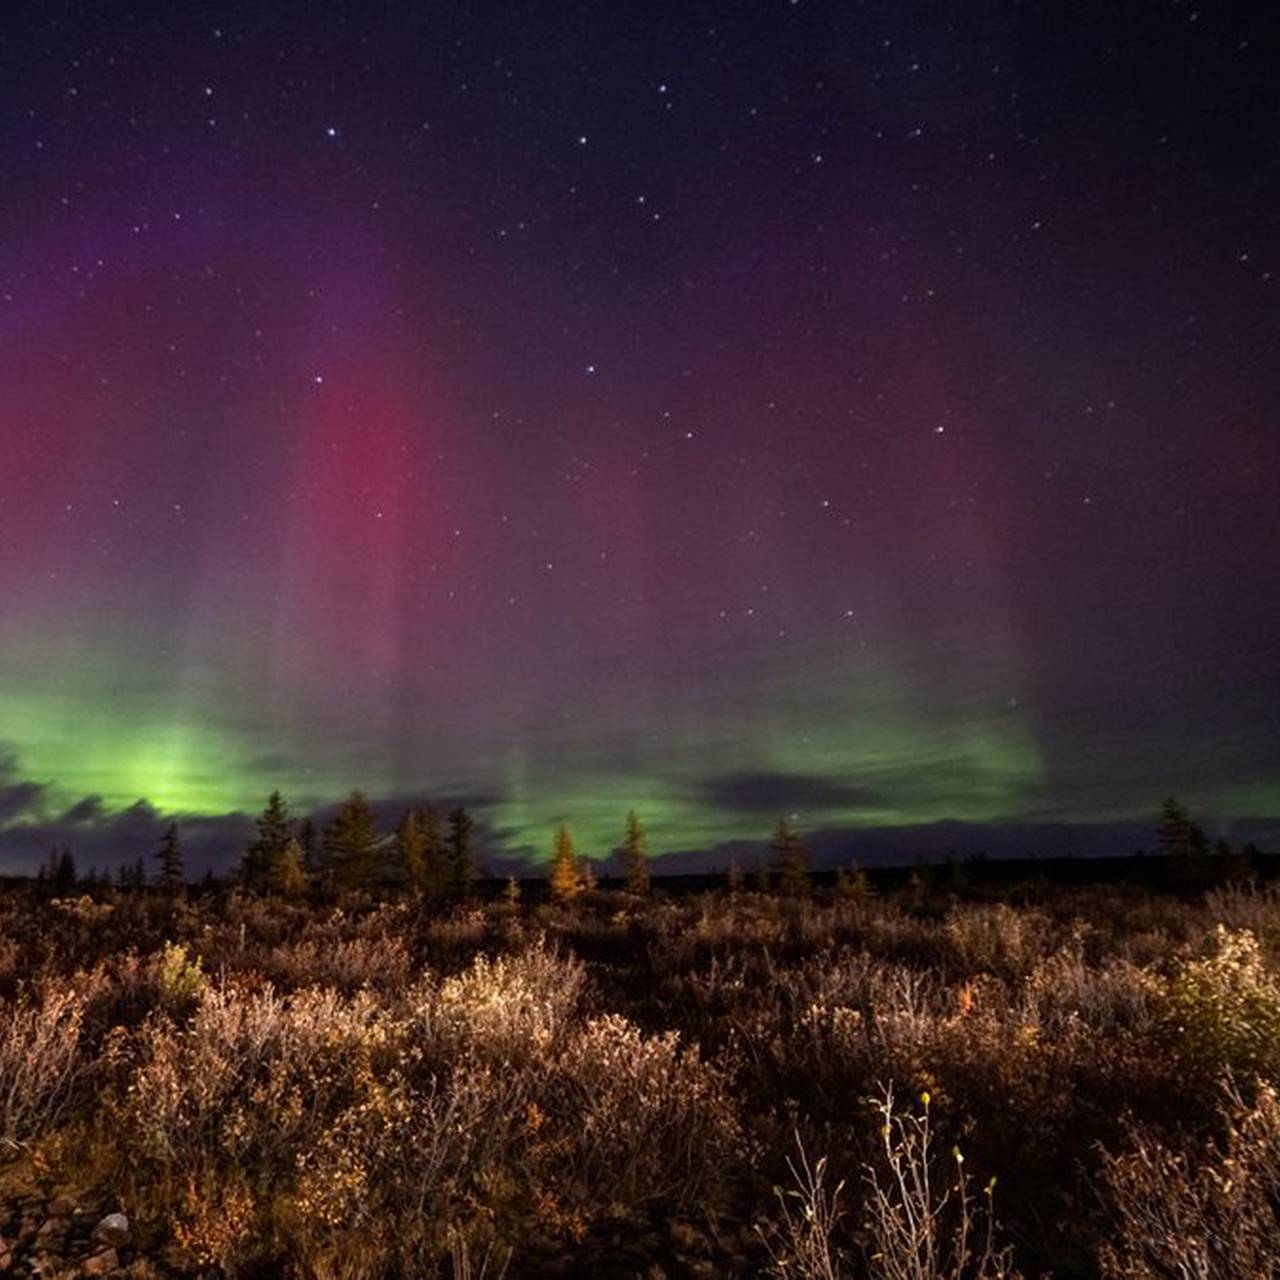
[4,875,1280,1278]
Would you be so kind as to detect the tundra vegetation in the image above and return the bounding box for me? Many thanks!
[5,809,1280,1278]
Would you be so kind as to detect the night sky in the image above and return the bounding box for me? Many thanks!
[2,1,1278,873]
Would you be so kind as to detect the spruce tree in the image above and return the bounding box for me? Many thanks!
[50,847,77,892]
[270,835,309,898]
[244,790,292,891]
[549,823,580,902]
[418,804,443,894]
[298,817,318,875]
[621,809,651,896]
[445,806,476,897]
[1157,797,1192,859]
[771,819,809,898]
[834,860,873,904]
[323,790,378,893]
[156,823,184,892]
[394,809,430,894]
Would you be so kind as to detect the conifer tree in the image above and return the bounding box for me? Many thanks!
[771,819,809,898]
[504,874,522,906]
[445,806,476,897]
[48,847,77,892]
[244,790,292,891]
[156,823,185,892]
[621,809,651,896]
[549,823,580,902]
[117,855,147,889]
[1188,821,1211,860]
[725,860,743,894]
[271,835,309,897]
[323,790,378,892]
[298,817,318,875]
[394,808,431,894]
[1157,797,1193,859]
[834,860,873,903]
[409,805,442,895]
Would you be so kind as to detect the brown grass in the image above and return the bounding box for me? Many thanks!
[1,876,1278,1276]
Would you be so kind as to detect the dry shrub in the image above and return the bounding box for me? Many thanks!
[1099,1083,1280,1278]
[0,930,20,986]
[119,982,397,1168]
[1164,925,1280,1078]
[763,1090,1018,1280]
[763,1138,847,1280]
[944,904,1056,980]
[1205,881,1280,953]
[156,940,206,1016]
[422,907,493,961]
[1022,939,1163,1035]
[107,980,400,1273]
[791,964,949,1110]
[263,933,412,992]
[426,938,585,1061]
[284,1060,525,1275]
[550,1012,742,1207]
[0,978,88,1147]
[862,1088,1020,1280]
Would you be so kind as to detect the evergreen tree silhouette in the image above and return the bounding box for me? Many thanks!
[244,790,292,891]
[394,808,430,894]
[48,847,77,892]
[725,860,743,894]
[298,817,318,875]
[771,818,809,898]
[621,809,651,896]
[323,790,378,892]
[1157,797,1193,858]
[156,823,184,892]
[549,823,580,902]
[116,856,147,889]
[445,806,476,897]
[418,805,444,894]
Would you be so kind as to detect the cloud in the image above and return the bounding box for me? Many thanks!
[60,795,106,824]
[698,770,881,816]
[0,780,47,822]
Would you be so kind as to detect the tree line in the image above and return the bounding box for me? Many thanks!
[33,795,1263,896]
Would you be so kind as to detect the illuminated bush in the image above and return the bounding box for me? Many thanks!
[1164,925,1280,1077]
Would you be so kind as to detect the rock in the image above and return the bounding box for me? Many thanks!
[48,1195,77,1217]
[90,1214,130,1248]
[80,1248,118,1277]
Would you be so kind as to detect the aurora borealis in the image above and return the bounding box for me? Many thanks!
[1,1,1278,873]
